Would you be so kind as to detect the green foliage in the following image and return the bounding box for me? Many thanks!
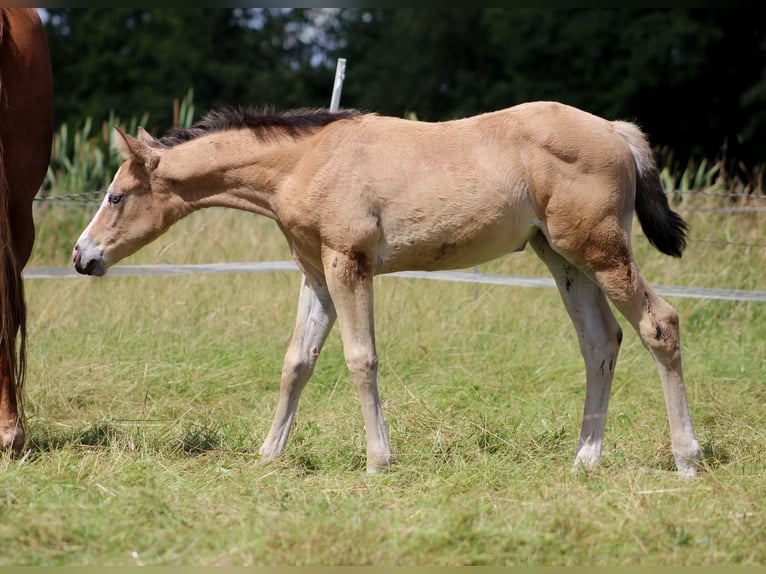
[336,8,764,170]
[659,151,725,194]
[658,146,765,198]
[41,89,196,197]
[39,93,766,202]
[45,9,339,134]
[43,8,766,170]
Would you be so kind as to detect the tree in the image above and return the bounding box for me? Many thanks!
[337,8,766,169]
[44,8,766,170]
[336,8,491,120]
[44,9,342,133]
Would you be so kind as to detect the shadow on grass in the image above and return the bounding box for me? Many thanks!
[23,420,247,460]
[656,435,732,474]
[174,422,222,456]
[700,436,732,469]
[26,420,121,454]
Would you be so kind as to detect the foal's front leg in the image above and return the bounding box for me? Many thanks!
[323,248,392,473]
[259,274,336,463]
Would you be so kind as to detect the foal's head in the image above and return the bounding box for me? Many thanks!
[72,126,180,276]
[73,106,361,276]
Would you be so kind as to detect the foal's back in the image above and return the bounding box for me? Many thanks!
[300,101,636,275]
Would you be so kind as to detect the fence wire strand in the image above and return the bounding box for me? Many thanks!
[34,190,104,204]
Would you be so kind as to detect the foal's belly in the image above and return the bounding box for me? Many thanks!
[375,215,536,274]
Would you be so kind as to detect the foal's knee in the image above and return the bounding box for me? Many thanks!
[344,347,378,384]
[281,346,321,384]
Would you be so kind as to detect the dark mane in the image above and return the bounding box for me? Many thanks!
[151,105,364,148]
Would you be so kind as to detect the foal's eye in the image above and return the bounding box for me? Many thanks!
[107,194,123,205]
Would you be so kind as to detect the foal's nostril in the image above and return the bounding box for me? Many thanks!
[79,256,106,277]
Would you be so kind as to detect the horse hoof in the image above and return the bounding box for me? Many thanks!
[0,423,25,454]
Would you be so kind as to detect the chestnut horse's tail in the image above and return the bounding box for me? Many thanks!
[0,11,27,421]
[613,120,688,258]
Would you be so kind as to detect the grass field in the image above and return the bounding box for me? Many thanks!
[2,195,765,565]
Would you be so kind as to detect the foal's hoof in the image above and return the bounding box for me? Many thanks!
[675,459,704,479]
[366,453,393,474]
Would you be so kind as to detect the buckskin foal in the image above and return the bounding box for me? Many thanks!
[72,101,702,476]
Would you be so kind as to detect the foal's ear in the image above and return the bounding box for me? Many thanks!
[136,126,160,146]
[112,125,161,172]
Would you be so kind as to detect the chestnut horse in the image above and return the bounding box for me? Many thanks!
[0,9,53,453]
[73,101,703,476]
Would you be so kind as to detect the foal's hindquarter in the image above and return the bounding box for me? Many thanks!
[263,103,701,475]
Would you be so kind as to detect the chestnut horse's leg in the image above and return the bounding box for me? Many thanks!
[259,275,336,463]
[4,197,36,452]
[322,248,392,473]
[530,233,623,469]
[0,204,27,453]
[0,340,23,452]
[0,8,54,454]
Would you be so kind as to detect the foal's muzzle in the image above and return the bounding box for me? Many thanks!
[72,238,107,277]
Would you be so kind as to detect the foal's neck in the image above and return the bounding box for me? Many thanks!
[159,129,305,220]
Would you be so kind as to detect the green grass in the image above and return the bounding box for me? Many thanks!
[3,194,766,565]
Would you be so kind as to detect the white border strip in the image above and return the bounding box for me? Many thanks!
[23,261,766,303]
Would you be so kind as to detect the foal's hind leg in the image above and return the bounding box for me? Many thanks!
[550,224,703,476]
[593,263,701,476]
[530,233,623,469]
[259,275,337,463]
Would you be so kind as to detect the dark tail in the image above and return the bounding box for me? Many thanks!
[612,120,688,258]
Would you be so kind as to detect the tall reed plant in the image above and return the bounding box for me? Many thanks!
[658,145,765,202]
[41,89,196,198]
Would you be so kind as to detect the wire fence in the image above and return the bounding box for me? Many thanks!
[34,63,763,304]
[23,261,766,303]
[29,186,765,303]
